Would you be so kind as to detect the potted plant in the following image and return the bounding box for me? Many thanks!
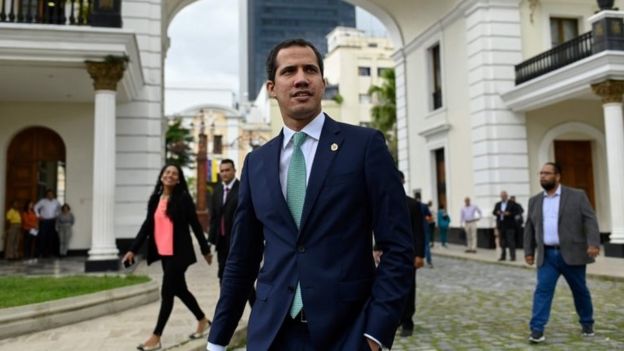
[597,0,615,10]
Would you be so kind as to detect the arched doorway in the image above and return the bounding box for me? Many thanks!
[5,127,66,213]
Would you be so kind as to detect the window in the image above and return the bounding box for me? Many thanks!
[429,43,442,110]
[550,17,579,47]
[359,94,371,104]
[377,67,391,77]
[358,66,371,76]
[213,135,223,155]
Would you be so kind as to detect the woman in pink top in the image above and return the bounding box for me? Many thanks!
[122,164,213,351]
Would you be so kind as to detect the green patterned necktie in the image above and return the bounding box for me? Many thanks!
[287,131,307,318]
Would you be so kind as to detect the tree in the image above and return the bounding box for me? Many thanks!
[165,118,194,168]
[368,68,397,162]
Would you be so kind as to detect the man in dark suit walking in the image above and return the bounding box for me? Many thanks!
[524,162,600,343]
[209,159,240,283]
[207,38,413,351]
[209,159,255,306]
[399,172,426,337]
[493,190,520,261]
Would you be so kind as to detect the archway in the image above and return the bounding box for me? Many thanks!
[5,127,66,213]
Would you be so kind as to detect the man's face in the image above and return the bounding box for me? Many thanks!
[220,163,235,184]
[500,191,508,201]
[539,164,560,191]
[464,198,470,206]
[266,45,325,130]
[46,191,54,200]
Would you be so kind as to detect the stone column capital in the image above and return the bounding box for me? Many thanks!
[86,58,126,91]
[591,80,624,104]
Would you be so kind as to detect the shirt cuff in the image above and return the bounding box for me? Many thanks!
[206,342,226,351]
[364,333,385,350]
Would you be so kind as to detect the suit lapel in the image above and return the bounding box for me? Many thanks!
[535,194,544,241]
[558,186,568,225]
[264,133,299,232]
[222,180,239,208]
[299,116,343,234]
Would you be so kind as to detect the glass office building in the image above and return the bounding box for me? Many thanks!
[246,0,355,101]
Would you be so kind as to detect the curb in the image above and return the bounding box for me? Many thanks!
[432,250,624,282]
[0,278,159,339]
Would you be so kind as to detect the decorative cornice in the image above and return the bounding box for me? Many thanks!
[86,57,127,91]
[592,79,624,103]
[418,123,451,138]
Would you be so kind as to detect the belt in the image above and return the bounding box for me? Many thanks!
[544,245,560,250]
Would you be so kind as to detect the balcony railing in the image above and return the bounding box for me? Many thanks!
[0,0,91,25]
[515,31,593,85]
[0,0,121,27]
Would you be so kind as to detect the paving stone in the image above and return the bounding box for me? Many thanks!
[393,256,624,350]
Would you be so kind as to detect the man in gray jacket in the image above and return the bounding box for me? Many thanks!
[524,162,600,343]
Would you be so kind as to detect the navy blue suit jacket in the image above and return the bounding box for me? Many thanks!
[208,116,413,350]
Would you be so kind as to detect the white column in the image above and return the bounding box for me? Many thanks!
[464,0,531,227]
[592,80,624,244]
[603,102,624,243]
[86,60,125,269]
[88,90,119,261]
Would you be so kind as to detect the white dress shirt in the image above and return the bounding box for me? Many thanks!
[34,198,61,220]
[542,185,562,245]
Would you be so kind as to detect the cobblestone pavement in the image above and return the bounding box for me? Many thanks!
[392,256,624,351]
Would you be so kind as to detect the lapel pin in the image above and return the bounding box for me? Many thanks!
[331,143,338,151]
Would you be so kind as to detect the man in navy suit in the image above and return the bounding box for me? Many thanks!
[206,38,413,351]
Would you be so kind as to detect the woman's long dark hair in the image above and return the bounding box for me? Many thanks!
[150,163,191,221]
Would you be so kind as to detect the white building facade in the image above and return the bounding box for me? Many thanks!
[344,0,624,257]
[0,0,166,269]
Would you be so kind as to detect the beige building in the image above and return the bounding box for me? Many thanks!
[324,27,395,127]
[170,105,272,176]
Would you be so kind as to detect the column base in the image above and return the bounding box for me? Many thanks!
[604,242,624,258]
[85,259,120,272]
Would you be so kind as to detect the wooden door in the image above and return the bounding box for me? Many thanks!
[554,140,595,208]
[435,148,447,210]
[5,127,65,214]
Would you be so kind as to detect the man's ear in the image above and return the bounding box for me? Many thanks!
[266,81,275,98]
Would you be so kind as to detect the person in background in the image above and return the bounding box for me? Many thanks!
[427,201,436,247]
[418,196,433,268]
[511,195,524,250]
[4,200,22,260]
[21,201,38,261]
[122,164,213,351]
[493,191,521,261]
[524,162,600,343]
[34,189,61,258]
[460,197,482,253]
[437,205,450,248]
[56,204,75,257]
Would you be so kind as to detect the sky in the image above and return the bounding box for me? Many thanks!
[164,0,387,113]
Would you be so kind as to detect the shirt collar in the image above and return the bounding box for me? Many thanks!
[223,179,236,189]
[543,184,562,197]
[282,112,325,150]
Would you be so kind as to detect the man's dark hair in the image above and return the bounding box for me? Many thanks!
[265,38,324,83]
[220,159,235,169]
[398,171,405,180]
[545,162,562,175]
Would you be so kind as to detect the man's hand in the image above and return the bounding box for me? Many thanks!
[587,245,600,258]
[367,338,381,351]
[414,257,424,269]
[204,253,213,265]
[525,255,534,265]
